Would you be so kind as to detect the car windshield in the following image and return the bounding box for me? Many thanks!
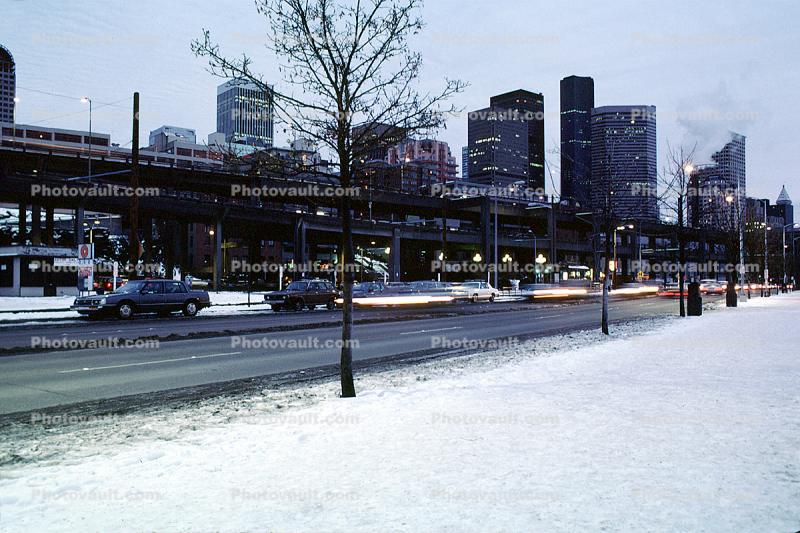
[114,280,145,294]
[286,281,309,291]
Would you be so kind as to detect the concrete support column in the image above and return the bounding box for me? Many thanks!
[17,203,26,245]
[213,219,223,291]
[295,219,307,266]
[74,206,85,245]
[391,228,401,282]
[45,206,55,246]
[13,257,21,297]
[30,204,41,245]
[480,197,491,269]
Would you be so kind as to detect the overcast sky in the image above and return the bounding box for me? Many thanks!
[3,0,797,201]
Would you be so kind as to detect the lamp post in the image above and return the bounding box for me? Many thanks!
[762,199,769,296]
[726,190,747,301]
[526,202,553,283]
[781,223,799,287]
[80,96,92,178]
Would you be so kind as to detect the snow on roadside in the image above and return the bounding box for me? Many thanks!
[1,295,799,532]
[0,291,271,323]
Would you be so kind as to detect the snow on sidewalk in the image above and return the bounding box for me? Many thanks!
[0,291,271,323]
[1,294,799,532]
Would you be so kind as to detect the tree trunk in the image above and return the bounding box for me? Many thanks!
[602,227,612,335]
[339,163,356,398]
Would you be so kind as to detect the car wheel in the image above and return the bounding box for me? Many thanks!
[271,304,283,312]
[326,299,335,310]
[117,302,135,320]
[471,294,478,303]
[182,300,198,317]
[489,293,496,302]
[286,299,300,312]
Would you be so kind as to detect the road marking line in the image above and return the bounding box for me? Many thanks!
[536,314,564,319]
[399,326,463,335]
[58,352,243,374]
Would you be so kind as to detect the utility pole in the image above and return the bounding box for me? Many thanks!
[441,196,448,282]
[737,186,747,301]
[128,92,140,278]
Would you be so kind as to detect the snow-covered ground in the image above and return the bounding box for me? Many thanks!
[1,294,798,532]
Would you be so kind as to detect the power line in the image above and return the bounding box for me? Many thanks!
[16,86,131,109]
[23,97,133,127]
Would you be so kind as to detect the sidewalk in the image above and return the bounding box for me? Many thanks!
[1,293,798,532]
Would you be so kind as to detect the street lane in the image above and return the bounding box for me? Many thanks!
[0,300,536,351]
[0,296,712,414]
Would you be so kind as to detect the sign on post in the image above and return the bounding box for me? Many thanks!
[77,244,95,293]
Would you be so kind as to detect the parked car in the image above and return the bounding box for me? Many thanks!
[72,279,210,319]
[353,282,385,297]
[264,279,339,311]
[454,281,499,303]
[93,276,127,294]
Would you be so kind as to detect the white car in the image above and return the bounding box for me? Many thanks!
[457,281,499,303]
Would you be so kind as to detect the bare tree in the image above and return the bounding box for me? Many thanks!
[192,0,464,397]
[657,144,697,317]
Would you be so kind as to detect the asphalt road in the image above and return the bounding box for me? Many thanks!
[0,296,711,415]
[0,300,535,350]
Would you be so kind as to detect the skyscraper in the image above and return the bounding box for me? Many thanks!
[489,89,545,190]
[560,75,594,207]
[461,146,469,180]
[590,105,658,221]
[769,185,793,227]
[467,106,529,187]
[0,45,16,125]
[387,138,458,191]
[216,80,274,148]
[688,133,746,229]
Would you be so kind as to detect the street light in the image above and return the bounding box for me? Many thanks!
[526,202,554,282]
[535,253,547,283]
[762,199,769,295]
[726,190,747,301]
[781,223,800,287]
[80,96,92,178]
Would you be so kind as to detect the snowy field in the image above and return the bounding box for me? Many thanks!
[1,294,798,532]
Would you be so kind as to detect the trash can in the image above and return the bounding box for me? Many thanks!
[725,279,737,307]
[688,281,702,316]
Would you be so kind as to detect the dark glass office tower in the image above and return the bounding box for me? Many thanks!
[591,105,658,222]
[489,89,545,191]
[560,75,594,207]
[466,106,529,187]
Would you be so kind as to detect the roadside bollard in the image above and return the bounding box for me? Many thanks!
[688,281,702,316]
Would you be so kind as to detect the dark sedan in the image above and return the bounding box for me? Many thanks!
[71,279,211,319]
